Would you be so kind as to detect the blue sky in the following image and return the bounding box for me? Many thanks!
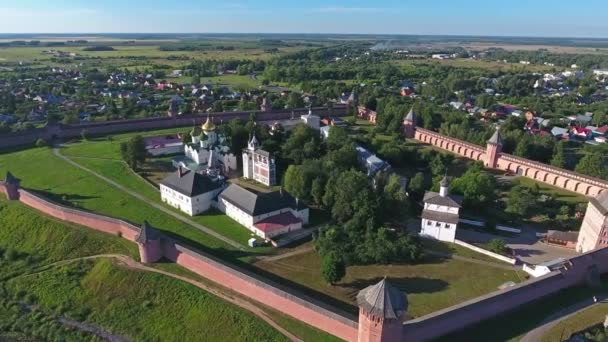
[0,0,607,37]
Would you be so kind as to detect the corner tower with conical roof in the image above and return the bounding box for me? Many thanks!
[402,108,417,139]
[485,128,503,169]
[3,171,20,200]
[136,221,162,263]
[357,278,407,342]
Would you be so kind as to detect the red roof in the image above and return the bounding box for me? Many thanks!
[596,125,608,135]
[254,212,302,233]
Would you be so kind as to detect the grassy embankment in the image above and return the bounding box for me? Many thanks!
[0,198,338,341]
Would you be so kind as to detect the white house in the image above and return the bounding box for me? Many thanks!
[160,168,225,216]
[523,258,569,278]
[301,109,321,130]
[217,184,309,240]
[420,176,462,243]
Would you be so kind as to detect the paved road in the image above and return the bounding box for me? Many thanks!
[52,148,245,250]
[520,296,607,342]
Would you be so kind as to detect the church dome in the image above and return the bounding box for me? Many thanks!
[202,116,216,132]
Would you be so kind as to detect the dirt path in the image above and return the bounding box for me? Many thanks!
[52,147,245,251]
[13,254,303,342]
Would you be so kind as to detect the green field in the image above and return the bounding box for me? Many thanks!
[0,198,339,342]
[254,248,524,318]
[541,303,608,342]
[445,281,608,342]
[0,146,247,259]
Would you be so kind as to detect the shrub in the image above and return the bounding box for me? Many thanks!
[321,252,346,285]
[35,138,47,147]
[486,239,508,255]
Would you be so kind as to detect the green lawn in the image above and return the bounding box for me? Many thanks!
[0,147,247,260]
[254,249,524,318]
[6,259,287,342]
[541,303,608,342]
[0,198,138,278]
[445,282,608,342]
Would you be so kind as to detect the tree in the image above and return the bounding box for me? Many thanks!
[383,174,409,219]
[486,239,507,255]
[321,252,346,285]
[550,141,566,168]
[311,178,325,206]
[326,126,349,151]
[576,151,608,180]
[408,172,427,197]
[120,135,147,170]
[283,165,307,200]
[80,129,89,141]
[450,163,497,207]
[35,138,47,147]
[505,185,537,216]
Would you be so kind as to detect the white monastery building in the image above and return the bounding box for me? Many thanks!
[217,184,309,240]
[160,168,225,216]
[173,115,237,174]
[577,191,608,253]
[242,135,277,186]
[420,176,462,243]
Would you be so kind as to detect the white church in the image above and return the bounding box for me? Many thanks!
[420,175,462,243]
[173,115,238,174]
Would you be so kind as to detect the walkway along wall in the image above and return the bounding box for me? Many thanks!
[0,182,358,341]
[413,127,608,197]
[401,248,607,340]
[1,178,607,342]
[0,105,347,149]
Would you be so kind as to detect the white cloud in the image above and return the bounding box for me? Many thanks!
[314,7,388,13]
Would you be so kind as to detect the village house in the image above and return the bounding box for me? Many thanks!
[301,109,320,130]
[355,145,391,178]
[420,176,462,243]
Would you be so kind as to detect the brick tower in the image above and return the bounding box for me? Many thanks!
[357,278,408,342]
[4,171,20,200]
[485,128,503,169]
[136,221,162,263]
[402,108,417,139]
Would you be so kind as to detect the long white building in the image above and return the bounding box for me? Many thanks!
[217,184,309,240]
[160,168,225,216]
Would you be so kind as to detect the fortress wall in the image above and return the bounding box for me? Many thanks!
[0,106,347,149]
[0,186,358,341]
[162,240,359,342]
[16,189,140,241]
[0,182,6,196]
[402,248,608,341]
[414,128,608,196]
[3,179,608,342]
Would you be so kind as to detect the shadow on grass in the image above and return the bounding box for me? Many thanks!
[30,189,100,207]
[343,276,449,295]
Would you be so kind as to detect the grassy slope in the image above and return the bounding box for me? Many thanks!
[541,303,608,342]
[6,259,286,342]
[0,147,253,260]
[0,198,137,273]
[255,249,524,318]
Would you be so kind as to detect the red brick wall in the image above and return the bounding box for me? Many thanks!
[0,182,6,196]
[16,190,139,241]
[163,242,359,342]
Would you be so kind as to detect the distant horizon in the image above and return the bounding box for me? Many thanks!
[2,1,608,38]
[1,32,608,40]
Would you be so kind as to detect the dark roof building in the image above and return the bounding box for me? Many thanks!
[161,169,223,197]
[219,184,306,217]
[357,278,407,320]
